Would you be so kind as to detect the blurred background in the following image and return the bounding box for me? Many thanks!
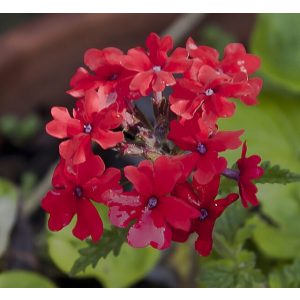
[0,13,300,288]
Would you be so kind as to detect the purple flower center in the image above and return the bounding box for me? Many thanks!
[197,143,207,155]
[74,186,83,198]
[108,73,119,81]
[147,196,158,209]
[200,208,208,220]
[84,124,92,134]
[205,88,214,96]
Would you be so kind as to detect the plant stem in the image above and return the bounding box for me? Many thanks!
[222,168,240,181]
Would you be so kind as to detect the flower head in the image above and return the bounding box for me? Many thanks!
[42,155,121,241]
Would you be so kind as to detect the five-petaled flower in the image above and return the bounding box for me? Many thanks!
[168,115,244,184]
[121,32,190,96]
[169,38,263,120]
[42,155,121,241]
[68,47,140,108]
[172,176,239,256]
[46,90,124,165]
[107,156,199,249]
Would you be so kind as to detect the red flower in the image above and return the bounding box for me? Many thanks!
[168,116,243,184]
[237,142,264,207]
[169,39,262,120]
[186,38,261,77]
[107,156,199,249]
[46,90,124,164]
[42,155,121,241]
[170,64,262,120]
[173,177,239,256]
[121,32,190,96]
[67,47,140,107]
[169,65,236,120]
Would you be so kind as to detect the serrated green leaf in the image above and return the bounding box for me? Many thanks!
[257,161,300,184]
[47,218,160,287]
[198,250,265,288]
[70,226,128,276]
[269,259,300,288]
[0,270,56,288]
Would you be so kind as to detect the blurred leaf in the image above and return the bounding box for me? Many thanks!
[20,172,38,198]
[219,90,300,259]
[198,250,265,287]
[169,242,194,283]
[251,14,300,93]
[48,233,160,288]
[219,176,237,196]
[269,259,300,288]
[70,227,128,276]
[257,161,300,184]
[214,201,249,244]
[0,270,56,288]
[0,178,18,257]
[47,215,160,287]
[0,114,41,146]
[198,23,236,53]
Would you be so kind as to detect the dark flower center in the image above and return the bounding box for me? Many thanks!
[197,143,207,155]
[74,186,83,198]
[83,124,92,134]
[147,196,158,209]
[199,208,208,220]
[108,73,119,81]
[204,88,214,96]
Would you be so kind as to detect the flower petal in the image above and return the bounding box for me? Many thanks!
[124,164,154,197]
[153,156,183,196]
[127,210,171,250]
[42,190,76,232]
[46,107,82,139]
[160,196,200,231]
[72,198,103,242]
[91,123,123,148]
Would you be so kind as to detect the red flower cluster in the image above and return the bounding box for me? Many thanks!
[42,32,264,256]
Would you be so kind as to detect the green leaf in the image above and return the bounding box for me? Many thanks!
[214,201,249,244]
[219,90,300,259]
[47,221,161,287]
[0,114,41,146]
[0,270,56,288]
[219,176,237,196]
[198,24,236,53]
[198,250,265,287]
[0,178,18,257]
[257,161,300,184]
[269,259,300,288]
[70,226,128,276]
[251,14,300,93]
